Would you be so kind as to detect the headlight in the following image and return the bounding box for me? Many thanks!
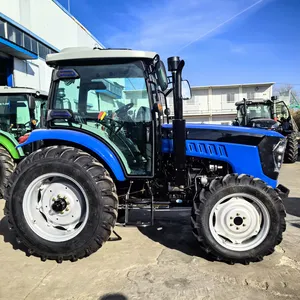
[273,138,287,172]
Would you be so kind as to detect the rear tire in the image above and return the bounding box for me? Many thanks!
[4,146,118,262]
[0,145,16,199]
[284,132,298,163]
[191,174,286,264]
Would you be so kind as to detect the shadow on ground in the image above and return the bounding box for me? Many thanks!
[0,216,27,253]
[283,197,300,218]
[99,293,128,300]
[136,210,214,262]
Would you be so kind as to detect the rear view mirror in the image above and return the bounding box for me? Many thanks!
[182,80,192,100]
[29,96,36,110]
[155,59,168,91]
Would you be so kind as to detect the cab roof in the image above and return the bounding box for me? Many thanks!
[46,47,158,66]
[0,86,48,97]
[235,98,273,106]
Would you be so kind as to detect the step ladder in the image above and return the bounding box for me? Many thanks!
[116,180,154,227]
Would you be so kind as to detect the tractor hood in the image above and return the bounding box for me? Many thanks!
[162,123,283,141]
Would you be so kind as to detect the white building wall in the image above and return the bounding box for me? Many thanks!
[1,0,101,49]
[13,58,53,91]
[166,83,274,124]
[1,0,103,91]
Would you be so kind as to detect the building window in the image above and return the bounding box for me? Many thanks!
[24,33,32,51]
[247,92,255,99]
[32,40,38,54]
[227,93,235,103]
[0,20,5,38]
[38,43,49,59]
[7,24,23,47]
[0,17,57,58]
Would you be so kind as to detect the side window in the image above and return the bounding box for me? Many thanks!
[34,96,47,127]
[87,90,100,112]
[237,106,244,124]
[276,102,289,119]
[54,79,80,112]
[16,101,30,125]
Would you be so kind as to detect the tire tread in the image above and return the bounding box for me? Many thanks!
[191,173,286,264]
[4,145,118,263]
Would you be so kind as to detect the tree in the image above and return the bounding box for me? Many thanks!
[273,84,298,97]
[292,110,300,129]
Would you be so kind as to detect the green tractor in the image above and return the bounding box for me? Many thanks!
[233,96,299,163]
[0,86,48,197]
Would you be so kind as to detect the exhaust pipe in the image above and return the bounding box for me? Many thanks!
[167,56,186,187]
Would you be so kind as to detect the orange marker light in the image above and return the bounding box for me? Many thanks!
[158,103,163,112]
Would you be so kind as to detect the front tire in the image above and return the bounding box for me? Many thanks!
[191,174,286,264]
[4,146,118,262]
[284,132,298,163]
[0,145,16,198]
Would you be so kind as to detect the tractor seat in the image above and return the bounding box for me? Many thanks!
[135,106,151,123]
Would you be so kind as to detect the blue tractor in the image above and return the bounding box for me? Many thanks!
[4,47,289,264]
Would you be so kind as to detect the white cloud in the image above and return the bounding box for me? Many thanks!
[104,0,267,57]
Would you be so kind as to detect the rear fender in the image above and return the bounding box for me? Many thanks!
[17,129,126,181]
[0,131,24,159]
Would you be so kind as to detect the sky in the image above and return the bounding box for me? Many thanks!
[57,0,300,89]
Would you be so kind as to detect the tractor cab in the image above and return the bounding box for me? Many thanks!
[44,47,191,178]
[234,96,297,131]
[234,98,276,129]
[0,86,48,141]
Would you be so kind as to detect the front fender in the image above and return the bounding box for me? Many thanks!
[18,129,126,181]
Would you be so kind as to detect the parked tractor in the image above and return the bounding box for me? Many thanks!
[4,47,289,264]
[233,97,299,163]
[0,86,47,197]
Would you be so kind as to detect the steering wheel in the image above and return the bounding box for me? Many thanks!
[98,117,125,137]
[0,122,9,131]
[115,103,134,117]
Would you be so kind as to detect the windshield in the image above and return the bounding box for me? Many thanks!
[0,94,46,138]
[245,104,272,120]
[52,61,153,176]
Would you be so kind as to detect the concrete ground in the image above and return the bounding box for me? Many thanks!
[0,161,300,300]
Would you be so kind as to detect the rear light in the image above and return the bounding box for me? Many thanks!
[18,134,30,144]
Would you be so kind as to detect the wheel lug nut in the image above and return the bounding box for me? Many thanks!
[243,224,246,227]
[243,217,246,220]
[66,208,69,211]
[236,227,239,230]
[230,217,233,220]
[230,224,233,226]
[236,213,240,216]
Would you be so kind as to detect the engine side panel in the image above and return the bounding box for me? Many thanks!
[162,138,277,188]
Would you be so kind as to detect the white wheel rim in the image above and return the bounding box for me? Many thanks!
[23,172,89,242]
[209,193,270,251]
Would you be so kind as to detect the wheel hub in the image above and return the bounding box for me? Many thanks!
[209,194,270,251]
[234,216,243,226]
[22,173,89,242]
[52,197,68,212]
